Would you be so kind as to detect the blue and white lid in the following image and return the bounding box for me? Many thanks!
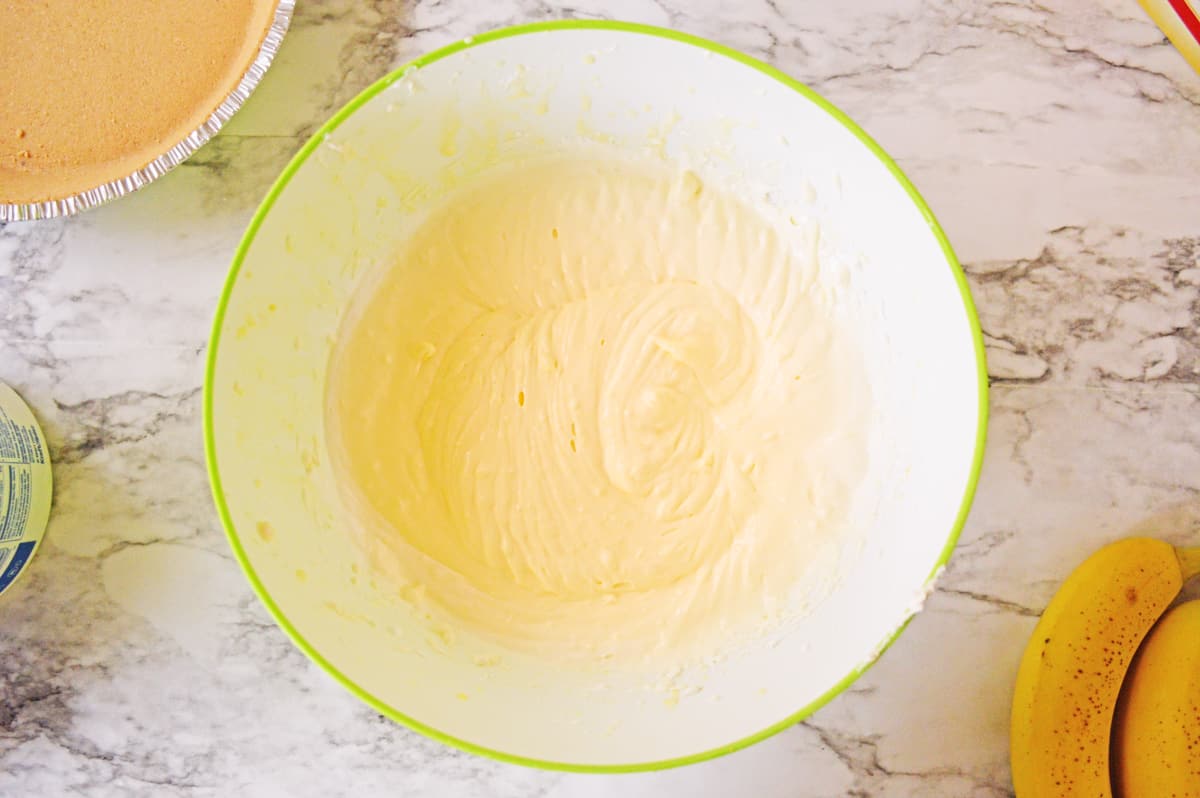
[0,383,52,599]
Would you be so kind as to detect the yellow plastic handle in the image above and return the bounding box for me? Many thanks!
[1138,0,1200,74]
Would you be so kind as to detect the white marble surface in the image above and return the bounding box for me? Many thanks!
[2,0,1199,795]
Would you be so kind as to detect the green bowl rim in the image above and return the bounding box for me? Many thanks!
[203,18,990,774]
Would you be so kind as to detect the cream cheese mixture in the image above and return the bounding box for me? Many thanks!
[327,156,870,666]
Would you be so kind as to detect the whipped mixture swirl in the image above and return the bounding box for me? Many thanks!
[328,157,869,665]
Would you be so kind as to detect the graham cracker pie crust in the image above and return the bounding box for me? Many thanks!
[1,0,282,207]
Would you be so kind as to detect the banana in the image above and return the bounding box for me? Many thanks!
[1010,537,1200,798]
[1113,598,1200,798]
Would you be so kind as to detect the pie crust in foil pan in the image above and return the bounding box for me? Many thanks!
[0,0,296,223]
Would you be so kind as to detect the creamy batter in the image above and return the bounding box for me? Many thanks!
[327,157,869,666]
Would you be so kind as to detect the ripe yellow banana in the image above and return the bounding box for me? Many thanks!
[1113,597,1200,798]
[1010,537,1200,798]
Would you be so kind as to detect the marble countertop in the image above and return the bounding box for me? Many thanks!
[3,0,1199,795]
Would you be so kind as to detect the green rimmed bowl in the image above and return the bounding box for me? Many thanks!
[204,20,987,772]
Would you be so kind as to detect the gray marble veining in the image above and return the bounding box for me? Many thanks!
[2,0,1199,795]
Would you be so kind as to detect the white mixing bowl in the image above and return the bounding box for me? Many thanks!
[205,21,987,771]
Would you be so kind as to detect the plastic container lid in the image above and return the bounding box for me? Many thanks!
[0,383,53,599]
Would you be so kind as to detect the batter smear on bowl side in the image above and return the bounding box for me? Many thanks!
[326,156,871,667]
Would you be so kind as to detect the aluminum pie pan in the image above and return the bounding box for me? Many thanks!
[0,0,295,223]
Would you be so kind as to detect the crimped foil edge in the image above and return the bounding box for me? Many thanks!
[0,0,296,223]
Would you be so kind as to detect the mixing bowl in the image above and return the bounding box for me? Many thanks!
[205,21,988,771]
